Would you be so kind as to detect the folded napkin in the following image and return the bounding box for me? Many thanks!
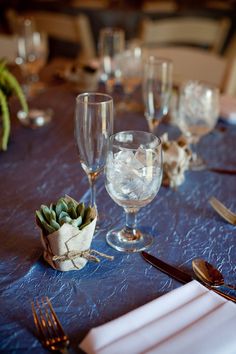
[80,280,236,354]
[220,95,236,124]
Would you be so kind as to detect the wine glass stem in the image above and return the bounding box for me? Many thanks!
[88,173,97,211]
[123,210,141,241]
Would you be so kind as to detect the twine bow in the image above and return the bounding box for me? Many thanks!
[52,249,114,263]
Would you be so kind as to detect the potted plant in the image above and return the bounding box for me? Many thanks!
[0,59,28,151]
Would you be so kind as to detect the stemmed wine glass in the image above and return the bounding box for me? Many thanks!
[142,56,173,133]
[105,130,163,252]
[98,27,125,93]
[75,92,113,224]
[116,47,143,111]
[178,80,220,170]
[16,17,52,128]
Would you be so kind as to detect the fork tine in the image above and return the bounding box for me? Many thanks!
[32,297,67,345]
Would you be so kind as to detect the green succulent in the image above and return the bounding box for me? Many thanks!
[36,196,96,236]
[0,59,28,151]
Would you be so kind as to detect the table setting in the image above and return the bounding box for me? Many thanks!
[0,25,236,354]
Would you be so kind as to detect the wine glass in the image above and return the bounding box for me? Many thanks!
[178,80,220,170]
[116,47,143,111]
[16,17,52,128]
[75,92,114,224]
[98,27,125,93]
[16,18,48,96]
[142,56,173,133]
[105,130,163,252]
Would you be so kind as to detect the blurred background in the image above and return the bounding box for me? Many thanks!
[0,0,235,60]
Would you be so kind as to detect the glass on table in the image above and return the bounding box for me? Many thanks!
[15,17,52,128]
[75,92,114,228]
[142,56,173,133]
[177,80,220,170]
[98,27,125,93]
[105,130,163,252]
[116,47,143,111]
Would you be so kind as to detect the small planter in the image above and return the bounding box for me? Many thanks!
[41,218,97,271]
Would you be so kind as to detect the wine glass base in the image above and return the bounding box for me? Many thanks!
[106,227,153,253]
[17,109,53,128]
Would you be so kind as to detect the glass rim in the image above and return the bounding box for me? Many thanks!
[145,56,173,66]
[110,130,162,148]
[180,80,220,92]
[99,27,125,35]
[76,92,113,104]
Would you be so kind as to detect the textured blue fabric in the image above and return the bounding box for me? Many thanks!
[0,80,235,353]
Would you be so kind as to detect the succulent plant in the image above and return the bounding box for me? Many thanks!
[0,59,28,151]
[35,196,96,236]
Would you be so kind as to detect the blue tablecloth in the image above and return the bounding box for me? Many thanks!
[0,73,235,353]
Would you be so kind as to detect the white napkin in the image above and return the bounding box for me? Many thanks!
[80,280,236,354]
[220,94,236,124]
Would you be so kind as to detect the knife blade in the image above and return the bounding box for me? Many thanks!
[141,251,236,304]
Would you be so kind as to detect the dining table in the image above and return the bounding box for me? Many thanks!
[0,58,236,353]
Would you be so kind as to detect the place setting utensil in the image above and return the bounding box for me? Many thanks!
[31,297,70,353]
[209,197,236,225]
[141,251,236,303]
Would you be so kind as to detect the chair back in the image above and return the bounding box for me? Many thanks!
[5,9,96,61]
[0,34,17,63]
[140,16,231,54]
[142,46,233,94]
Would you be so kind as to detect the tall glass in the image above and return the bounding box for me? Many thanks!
[75,93,113,221]
[116,47,143,111]
[16,17,52,128]
[98,27,125,92]
[105,131,163,252]
[16,18,48,97]
[143,56,173,133]
[178,80,219,170]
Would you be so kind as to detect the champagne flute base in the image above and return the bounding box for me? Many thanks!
[106,227,153,253]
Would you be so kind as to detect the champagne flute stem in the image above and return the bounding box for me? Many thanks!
[88,173,97,211]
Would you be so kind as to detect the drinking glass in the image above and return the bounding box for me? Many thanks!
[142,56,173,133]
[105,130,163,252]
[116,47,143,111]
[75,93,113,222]
[178,80,220,170]
[98,27,125,92]
[16,18,48,96]
[16,18,52,128]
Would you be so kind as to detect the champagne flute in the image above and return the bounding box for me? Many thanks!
[142,56,173,133]
[16,17,52,128]
[178,80,220,170]
[98,27,125,93]
[75,93,113,224]
[105,130,163,252]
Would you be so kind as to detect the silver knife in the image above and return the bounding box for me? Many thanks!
[141,251,236,304]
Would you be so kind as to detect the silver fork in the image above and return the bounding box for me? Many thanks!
[209,197,236,225]
[31,297,70,353]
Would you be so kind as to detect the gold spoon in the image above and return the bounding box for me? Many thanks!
[192,259,236,291]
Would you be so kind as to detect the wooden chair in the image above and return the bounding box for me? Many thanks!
[0,34,17,63]
[142,1,177,13]
[139,16,231,54]
[142,46,236,95]
[5,9,96,62]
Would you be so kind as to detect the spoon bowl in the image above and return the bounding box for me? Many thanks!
[192,258,236,291]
